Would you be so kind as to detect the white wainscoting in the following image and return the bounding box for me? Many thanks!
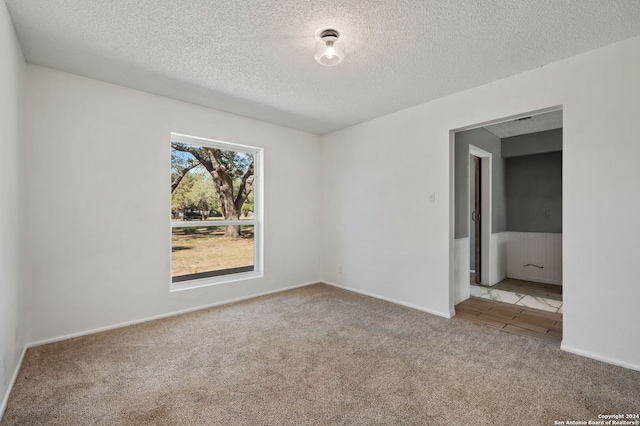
[454,237,470,304]
[506,232,562,285]
[453,232,559,305]
[453,232,507,303]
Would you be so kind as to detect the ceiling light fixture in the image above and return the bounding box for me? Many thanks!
[315,29,345,66]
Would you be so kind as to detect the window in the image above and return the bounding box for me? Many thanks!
[170,133,262,290]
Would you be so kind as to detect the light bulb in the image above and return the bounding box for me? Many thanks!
[325,43,336,59]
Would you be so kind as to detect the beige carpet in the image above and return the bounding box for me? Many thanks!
[2,284,639,425]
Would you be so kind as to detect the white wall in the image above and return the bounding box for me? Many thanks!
[0,0,26,414]
[322,35,640,370]
[321,107,452,318]
[23,66,322,344]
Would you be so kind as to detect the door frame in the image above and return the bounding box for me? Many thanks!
[468,145,492,286]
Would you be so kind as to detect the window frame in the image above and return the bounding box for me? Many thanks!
[169,132,263,292]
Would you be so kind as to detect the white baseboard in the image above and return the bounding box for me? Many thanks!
[323,281,452,319]
[1,345,27,420]
[28,281,320,348]
[506,273,562,286]
[561,344,640,372]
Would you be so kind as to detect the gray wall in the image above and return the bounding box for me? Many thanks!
[455,128,506,238]
[502,128,562,158]
[506,151,562,233]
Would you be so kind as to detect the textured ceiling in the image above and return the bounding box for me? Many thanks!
[484,110,563,138]
[6,1,640,134]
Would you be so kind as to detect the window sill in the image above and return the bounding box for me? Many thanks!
[170,270,263,292]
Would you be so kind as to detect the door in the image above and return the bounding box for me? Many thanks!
[472,156,481,284]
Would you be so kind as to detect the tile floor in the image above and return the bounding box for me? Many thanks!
[470,284,563,313]
[491,278,562,301]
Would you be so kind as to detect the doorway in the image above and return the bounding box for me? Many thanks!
[450,107,564,342]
